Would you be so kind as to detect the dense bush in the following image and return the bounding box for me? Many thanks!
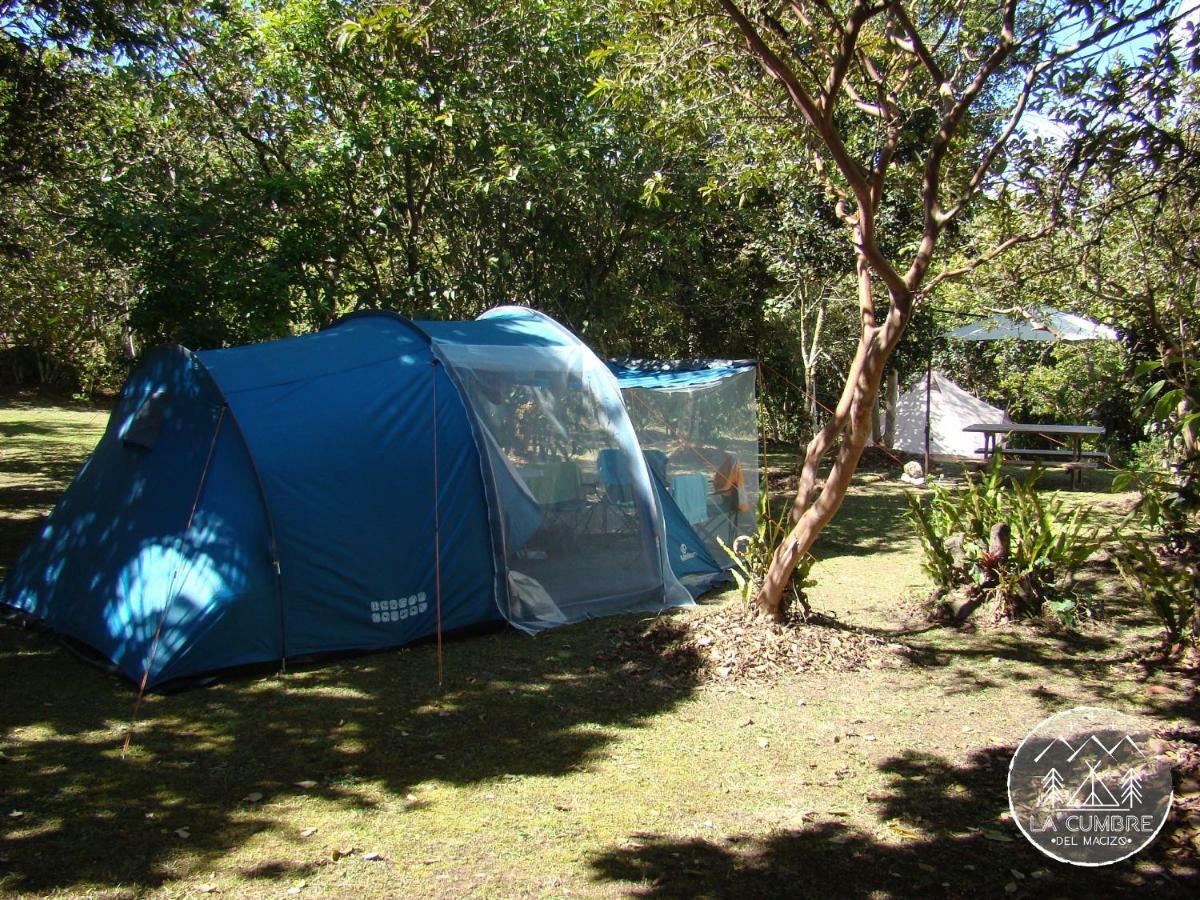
[1112,357,1199,646]
[907,459,1099,624]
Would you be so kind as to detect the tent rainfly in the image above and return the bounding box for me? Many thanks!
[890,370,1011,459]
[1,307,730,689]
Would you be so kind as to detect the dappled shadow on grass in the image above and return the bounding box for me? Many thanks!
[900,603,1200,729]
[904,626,1126,713]
[811,479,915,557]
[0,413,102,579]
[0,615,703,893]
[0,488,62,571]
[589,745,1198,897]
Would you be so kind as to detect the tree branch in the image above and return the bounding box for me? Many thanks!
[922,218,1058,295]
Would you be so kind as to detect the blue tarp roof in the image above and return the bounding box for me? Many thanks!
[608,359,756,390]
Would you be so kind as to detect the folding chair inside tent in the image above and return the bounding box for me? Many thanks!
[589,448,638,534]
[535,460,586,541]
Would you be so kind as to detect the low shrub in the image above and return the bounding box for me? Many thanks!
[719,485,817,618]
[1115,537,1199,646]
[906,458,1099,623]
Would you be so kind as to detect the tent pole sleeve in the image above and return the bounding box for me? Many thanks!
[222,411,288,673]
[186,350,289,673]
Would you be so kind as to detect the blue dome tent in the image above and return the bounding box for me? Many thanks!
[1,307,695,689]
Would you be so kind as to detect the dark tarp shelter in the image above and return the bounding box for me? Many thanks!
[1,307,705,689]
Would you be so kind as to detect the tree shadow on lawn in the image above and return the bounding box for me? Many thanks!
[811,480,915,557]
[902,613,1200,730]
[589,744,1198,898]
[0,615,704,894]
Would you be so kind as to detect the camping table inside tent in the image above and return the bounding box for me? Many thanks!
[963,422,1106,489]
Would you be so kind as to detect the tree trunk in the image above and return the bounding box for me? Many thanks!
[804,362,818,436]
[753,259,911,621]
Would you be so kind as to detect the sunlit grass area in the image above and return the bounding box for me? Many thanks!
[1,401,1196,897]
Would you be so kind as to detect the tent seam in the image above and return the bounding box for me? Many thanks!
[183,348,290,672]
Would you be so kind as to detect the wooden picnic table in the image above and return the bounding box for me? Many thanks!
[962,422,1107,489]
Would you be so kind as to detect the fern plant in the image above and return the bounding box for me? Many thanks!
[905,457,1100,622]
[719,481,817,618]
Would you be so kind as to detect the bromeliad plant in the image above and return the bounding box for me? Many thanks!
[720,482,816,620]
[906,457,1099,623]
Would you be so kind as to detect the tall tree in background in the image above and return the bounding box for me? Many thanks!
[610,0,1181,619]
[1066,40,1200,460]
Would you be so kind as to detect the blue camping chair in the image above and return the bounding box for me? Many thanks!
[588,448,639,535]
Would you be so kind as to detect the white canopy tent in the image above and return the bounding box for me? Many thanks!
[905,304,1120,471]
[906,305,1118,471]
[892,371,1011,458]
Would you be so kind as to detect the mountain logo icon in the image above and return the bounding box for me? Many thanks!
[1008,706,1173,867]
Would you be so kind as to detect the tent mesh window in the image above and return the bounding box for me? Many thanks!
[433,340,671,628]
[618,366,759,561]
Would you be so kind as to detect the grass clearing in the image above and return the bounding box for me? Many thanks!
[1,400,1197,897]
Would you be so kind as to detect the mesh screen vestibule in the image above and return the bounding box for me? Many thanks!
[620,368,759,562]
[429,314,687,631]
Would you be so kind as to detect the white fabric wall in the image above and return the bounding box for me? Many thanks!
[890,371,1010,458]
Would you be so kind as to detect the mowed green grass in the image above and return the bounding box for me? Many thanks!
[1,400,1196,898]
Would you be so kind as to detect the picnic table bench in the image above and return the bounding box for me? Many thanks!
[963,422,1107,489]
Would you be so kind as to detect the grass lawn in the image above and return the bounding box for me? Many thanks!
[1,398,1197,898]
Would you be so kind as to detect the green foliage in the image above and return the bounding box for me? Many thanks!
[1,0,792,393]
[1113,357,1200,552]
[906,458,1100,623]
[1114,538,1199,646]
[719,485,815,615]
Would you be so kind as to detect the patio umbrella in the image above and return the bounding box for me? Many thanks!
[917,305,1119,472]
[945,304,1119,342]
